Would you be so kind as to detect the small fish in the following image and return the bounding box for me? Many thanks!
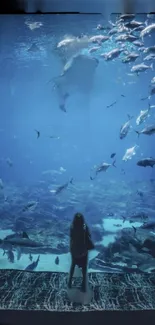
[151,77,155,84]
[137,157,155,168]
[132,226,137,234]
[89,46,100,53]
[131,62,153,74]
[110,153,116,159]
[28,43,39,53]
[49,135,60,139]
[120,114,133,139]
[101,48,123,61]
[135,125,155,136]
[34,129,40,139]
[136,104,151,125]
[91,160,116,180]
[119,14,135,21]
[22,201,37,212]
[0,178,4,190]
[6,158,13,167]
[90,35,110,44]
[17,247,22,261]
[122,52,139,63]
[133,40,144,47]
[7,249,14,263]
[55,256,59,265]
[121,94,125,97]
[140,23,155,39]
[107,101,117,108]
[136,190,144,197]
[144,54,155,61]
[125,20,144,29]
[141,221,155,230]
[29,253,33,261]
[122,216,126,223]
[113,224,122,227]
[96,160,116,173]
[55,178,73,195]
[25,255,40,271]
[122,145,139,162]
[129,212,148,223]
[25,21,43,31]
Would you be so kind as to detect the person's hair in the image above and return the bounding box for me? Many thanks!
[72,212,85,230]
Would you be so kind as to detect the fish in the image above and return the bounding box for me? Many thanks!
[137,158,155,168]
[27,43,39,53]
[25,21,43,31]
[49,135,60,139]
[25,255,40,271]
[119,14,135,21]
[136,190,144,197]
[89,46,100,53]
[146,46,155,54]
[110,153,116,159]
[132,40,144,47]
[90,160,116,180]
[101,48,124,61]
[136,104,151,125]
[55,256,59,265]
[6,249,14,263]
[120,114,133,139]
[141,221,155,230]
[151,77,155,84]
[132,226,137,234]
[106,101,117,108]
[6,158,13,167]
[131,63,153,74]
[135,125,155,136]
[29,253,33,261]
[90,35,110,44]
[55,178,73,195]
[34,129,40,138]
[0,232,43,248]
[96,160,116,173]
[125,20,144,29]
[122,52,139,63]
[150,86,155,96]
[140,23,155,39]
[129,212,148,223]
[22,201,37,212]
[16,247,22,261]
[115,34,138,42]
[0,178,4,190]
[122,145,139,162]
[144,54,155,61]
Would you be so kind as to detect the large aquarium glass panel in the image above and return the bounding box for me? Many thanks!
[0,13,155,276]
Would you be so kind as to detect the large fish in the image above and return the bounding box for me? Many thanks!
[53,54,99,112]
[0,232,43,248]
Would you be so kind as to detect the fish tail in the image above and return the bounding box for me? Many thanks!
[70,178,74,184]
[135,130,140,137]
[150,63,154,71]
[127,114,134,120]
[112,160,116,168]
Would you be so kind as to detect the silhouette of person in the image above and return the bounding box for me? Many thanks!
[68,212,94,292]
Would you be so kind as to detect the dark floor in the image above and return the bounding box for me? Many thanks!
[0,269,155,311]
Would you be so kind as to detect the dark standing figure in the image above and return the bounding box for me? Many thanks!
[68,213,94,293]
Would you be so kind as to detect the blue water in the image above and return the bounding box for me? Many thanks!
[0,13,155,273]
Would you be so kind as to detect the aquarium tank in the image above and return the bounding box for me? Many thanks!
[0,12,155,282]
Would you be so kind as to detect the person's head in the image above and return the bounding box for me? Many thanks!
[72,212,85,230]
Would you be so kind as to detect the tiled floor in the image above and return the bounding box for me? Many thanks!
[0,270,155,311]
